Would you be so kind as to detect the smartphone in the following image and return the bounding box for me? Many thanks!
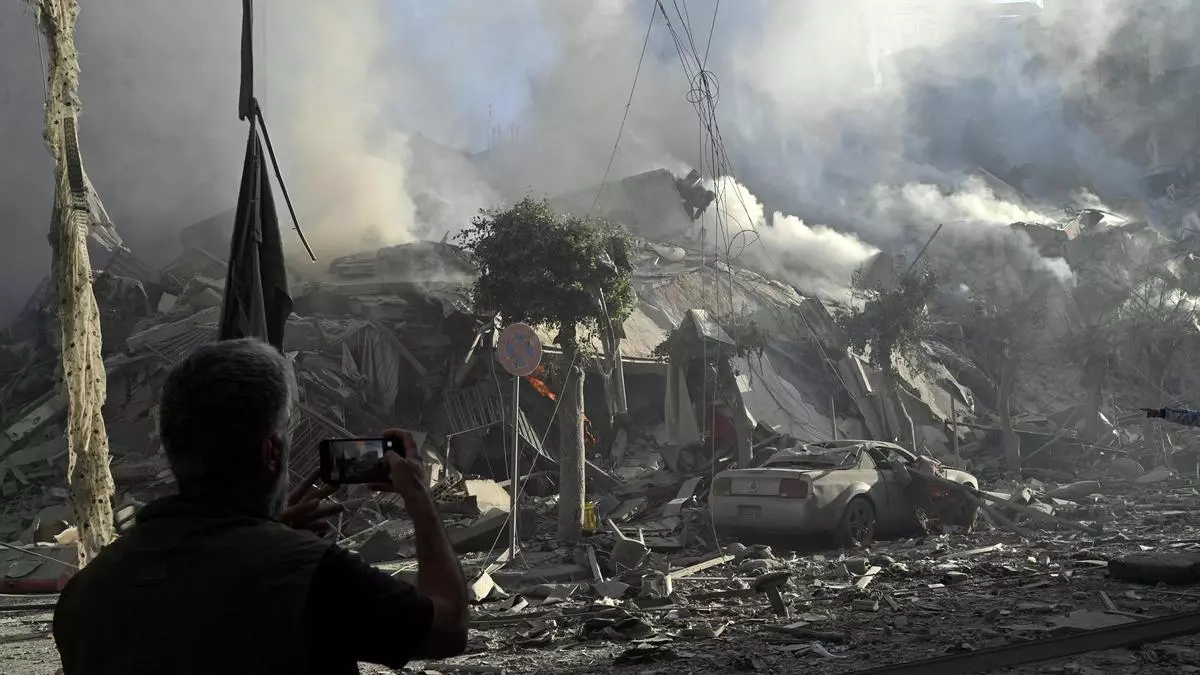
[318,437,396,485]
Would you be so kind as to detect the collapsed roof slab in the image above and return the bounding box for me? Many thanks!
[551,169,713,242]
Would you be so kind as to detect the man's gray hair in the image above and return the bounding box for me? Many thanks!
[159,338,292,492]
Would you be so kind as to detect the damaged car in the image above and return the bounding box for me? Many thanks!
[709,440,979,547]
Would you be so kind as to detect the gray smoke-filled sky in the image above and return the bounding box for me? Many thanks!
[0,0,1191,320]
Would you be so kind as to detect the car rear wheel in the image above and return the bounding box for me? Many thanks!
[837,496,876,548]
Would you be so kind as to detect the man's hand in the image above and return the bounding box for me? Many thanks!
[368,429,431,507]
[369,428,468,660]
[1142,407,1166,419]
[281,467,345,534]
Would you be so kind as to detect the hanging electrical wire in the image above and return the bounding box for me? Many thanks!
[589,0,658,215]
[702,0,720,67]
[657,0,771,324]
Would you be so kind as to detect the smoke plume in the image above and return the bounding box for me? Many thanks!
[708,178,878,301]
[1,0,1195,322]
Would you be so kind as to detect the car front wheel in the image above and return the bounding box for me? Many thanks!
[837,496,876,548]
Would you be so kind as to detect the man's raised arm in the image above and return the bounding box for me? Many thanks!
[381,430,468,659]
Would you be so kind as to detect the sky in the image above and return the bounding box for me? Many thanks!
[386,0,554,143]
[0,0,1192,321]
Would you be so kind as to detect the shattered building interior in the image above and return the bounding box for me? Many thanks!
[3,0,1200,673]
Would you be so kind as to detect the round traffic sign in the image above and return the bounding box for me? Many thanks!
[497,323,542,377]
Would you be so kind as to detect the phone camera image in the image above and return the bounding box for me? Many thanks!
[327,438,388,484]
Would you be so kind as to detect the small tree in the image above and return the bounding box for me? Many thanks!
[960,286,1048,477]
[945,231,1057,477]
[1110,275,1198,460]
[458,198,634,542]
[1067,230,1196,456]
[840,264,940,445]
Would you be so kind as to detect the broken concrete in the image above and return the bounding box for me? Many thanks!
[464,479,512,514]
[449,509,509,554]
[1109,552,1200,585]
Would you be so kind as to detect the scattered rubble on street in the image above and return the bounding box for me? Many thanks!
[2,165,1200,673]
[13,469,1200,673]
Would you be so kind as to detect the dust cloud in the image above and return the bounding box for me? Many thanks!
[0,0,1195,319]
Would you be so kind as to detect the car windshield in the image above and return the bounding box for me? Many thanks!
[764,447,858,469]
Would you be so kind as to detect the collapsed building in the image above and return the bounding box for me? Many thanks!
[4,165,1200,673]
[1,165,1199,556]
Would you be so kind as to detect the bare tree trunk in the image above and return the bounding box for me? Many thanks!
[1081,357,1106,443]
[610,340,628,415]
[999,355,1021,478]
[881,374,914,448]
[1141,416,1157,458]
[33,0,116,566]
[556,351,585,543]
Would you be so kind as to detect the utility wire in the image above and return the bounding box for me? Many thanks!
[480,0,662,565]
[702,0,720,68]
[589,1,658,216]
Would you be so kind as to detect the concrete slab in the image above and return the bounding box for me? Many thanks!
[1109,552,1200,585]
[449,508,509,554]
[464,480,511,513]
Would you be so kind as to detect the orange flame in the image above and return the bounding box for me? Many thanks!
[527,375,557,401]
[525,366,597,448]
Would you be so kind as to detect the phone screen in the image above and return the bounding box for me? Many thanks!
[319,437,396,484]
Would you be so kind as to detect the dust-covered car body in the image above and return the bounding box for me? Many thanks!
[709,440,978,545]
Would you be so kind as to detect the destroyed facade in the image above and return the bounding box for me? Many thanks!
[2,162,1200,673]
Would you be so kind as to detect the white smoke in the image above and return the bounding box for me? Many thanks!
[0,0,1193,323]
[868,177,1057,229]
[708,178,878,301]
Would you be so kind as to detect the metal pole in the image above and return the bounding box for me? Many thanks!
[509,375,521,557]
[612,342,629,414]
[906,223,944,274]
[596,286,628,415]
[830,395,837,440]
[950,396,961,461]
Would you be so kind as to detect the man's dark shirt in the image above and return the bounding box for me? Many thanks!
[306,544,434,673]
[53,496,433,675]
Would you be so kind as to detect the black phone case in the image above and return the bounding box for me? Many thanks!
[318,438,394,485]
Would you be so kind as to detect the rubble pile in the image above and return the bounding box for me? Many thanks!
[1,166,1200,672]
[339,472,1200,674]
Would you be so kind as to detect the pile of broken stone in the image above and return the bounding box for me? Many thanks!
[4,369,1200,673]
[385,469,1200,674]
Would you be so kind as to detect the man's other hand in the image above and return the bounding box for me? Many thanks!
[368,429,431,507]
[282,467,345,534]
[1142,408,1166,418]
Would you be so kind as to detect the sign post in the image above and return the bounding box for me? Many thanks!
[496,323,542,558]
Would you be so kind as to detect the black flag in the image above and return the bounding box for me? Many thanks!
[219,123,292,349]
[238,0,254,121]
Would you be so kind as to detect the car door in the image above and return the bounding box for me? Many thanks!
[866,445,913,531]
[849,448,895,530]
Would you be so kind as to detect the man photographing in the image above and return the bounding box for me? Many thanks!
[53,339,468,674]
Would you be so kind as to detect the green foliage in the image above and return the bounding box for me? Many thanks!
[958,268,1054,379]
[457,197,636,352]
[839,265,939,376]
[1111,277,1198,393]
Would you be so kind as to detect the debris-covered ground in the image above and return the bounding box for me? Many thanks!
[7,453,1200,673]
[1,153,1199,674]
